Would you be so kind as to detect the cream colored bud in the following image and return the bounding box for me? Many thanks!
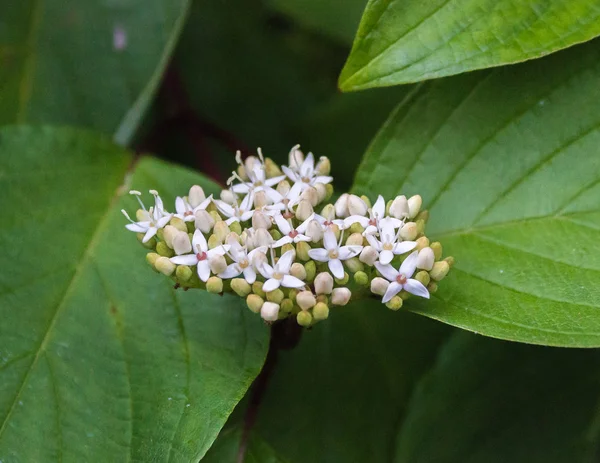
[301,186,319,207]
[207,234,221,250]
[296,290,316,310]
[430,242,443,260]
[295,200,313,221]
[172,231,192,255]
[334,193,349,218]
[288,145,304,170]
[252,281,266,298]
[320,203,336,220]
[237,164,248,181]
[296,310,312,327]
[255,228,273,247]
[231,278,252,297]
[416,236,430,251]
[290,263,307,280]
[444,256,455,268]
[170,217,187,232]
[359,246,378,266]
[209,255,227,275]
[188,185,206,208]
[252,211,271,230]
[163,225,179,249]
[220,189,237,205]
[146,252,159,269]
[136,208,149,222]
[345,257,364,273]
[206,276,223,294]
[156,241,174,257]
[415,271,430,286]
[266,288,285,304]
[209,210,222,223]
[213,221,230,243]
[195,210,215,234]
[315,156,331,176]
[314,272,333,295]
[371,277,390,296]
[416,247,435,271]
[246,294,264,313]
[306,220,323,243]
[176,265,193,282]
[244,155,259,174]
[331,288,351,306]
[312,302,329,321]
[229,221,242,235]
[281,244,295,256]
[264,157,283,178]
[390,195,409,219]
[430,261,450,281]
[261,302,280,322]
[155,257,176,276]
[277,180,291,196]
[304,261,316,282]
[315,183,327,203]
[347,194,368,216]
[427,281,438,294]
[253,190,269,208]
[296,241,311,261]
[346,232,364,246]
[399,222,418,241]
[408,195,422,219]
[386,296,403,311]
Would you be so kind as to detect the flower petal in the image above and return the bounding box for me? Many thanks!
[265,175,286,186]
[328,259,345,279]
[219,264,241,279]
[308,248,328,262]
[207,244,230,257]
[197,261,211,282]
[379,249,394,265]
[343,215,370,229]
[372,195,385,218]
[240,192,254,211]
[258,262,274,279]
[313,175,332,185]
[276,250,296,273]
[282,275,306,288]
[296,213,315,233]
[231,183,250,194]
[301,152,315,176]
[399,251,419,278]
[275,214,292,235]
[404,279,430,299]
[262,278,281,293]
[382,282,403,303]
[192,229,208,252]
[170,255,199,266]
[323,229,337,250]
[156,215,172,228]
[374,262,399,282]
[243,267,257,284]
[294,235,312,243]
[175,196,186,215]
[393,241,417,255]
[125,223,148,233]
[338,245,362,260]
[214,200,235,218]
[282,165,300,183]
[366,233,382,251]
[143,227,158,243]
[274,236,293,248]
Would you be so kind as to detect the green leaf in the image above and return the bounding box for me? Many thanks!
[0,1,191,144]
[339,0,600,90]
[254,307,450,462]
[0,126,268,461]
[352,40,600,347]
[396,333,600,462]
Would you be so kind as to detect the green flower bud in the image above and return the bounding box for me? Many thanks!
[290,262,307,280]
[427,282,438,294]
[170,217,188,232]
[138,233,156,249]
[313,302,329,321]
[385,296,403,311]
[416,236,430,251]
[399,291,411,300]
[415,271,430,287]
[206,276,223,294]
[354,271,369,286]
[176,265,193,282]
[385,199,393,215]
[304,260,316,282]
[207,234,221,250]
[430,261,450,281]
[316,294,328,304]
[297,310,313,327]
[146,252,159,269]
[346,232,364,246]
[281,243,295,255]
[269,229,283,241]
[280,298,294,314]
[209,210,222,223]
[296,241,311,261]
[415,219,426,236]
[430,242,443,260]
[288,288,299,303]
[348,222,365,235]
[237,164,249,181]
[324,184,334,201]
[155,257,176,276]
[345,257,364,273]
[297,290,316,310]
[416,210,430,223]
[334,272,349,285]
[229,221,242,235]
[156,241,174,257]
[135,209,148,222]
[246,294,264,313]
[252,281,266,298]
[320,203,335,218]
[444,256,455,268]
[266,288,285,304]
[315,156,331,176]
[360,195,372,209]
[186,221,195,233]
[264,157,283,177]
[213,221,230,243]
[315,183,327,203]
[231,278,252,297]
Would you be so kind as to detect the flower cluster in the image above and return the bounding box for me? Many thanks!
[122,147,454,326]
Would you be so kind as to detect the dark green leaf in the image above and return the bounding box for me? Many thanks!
[353,41,600,347]
[339,0,600,90]
[0,1,190,144]
[0,126,268,461]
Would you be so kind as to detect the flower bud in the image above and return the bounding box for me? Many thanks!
[347,194,368,216]
[246,294,264,313]
[288,145,304,170]
[229,221,242,235]
[314,272,333,295]
[334,193,349,218]
[345,257,364,273]
[416,219,426,236]
[255,228,273,247]
[163,225,179,249]
[296,310,312,327]
[300,186,319,207]
[296,290,316,310]
[295,200,313,221]
[261,302,280,322]
[206,276,223,293]
[280,298,294,313]
[399,222,418,241]
[315,183,328,203]
[416,247,435,271]
[146,252,159,269]
[277,180,291,196]
[213,221,230,243]
[231,278,252,297]
[331,288,351,306]
[427,282,438,293]
[136,208,150,221]
[252,250,268,268]
[290,263,307,280]
[137,233,156,249]
[195,210,215,234]
[415,236,430,251]
[170,217,188,232]
[304,260,316,282]
[176,265,193,282]
[155,257,175,276]
[320,203,335,219]
[325,184,334,201]
[430,261,450,281]
[346,232,364,246]
[334,272,349,285]
[266,288,285,304]
[315,156,331,175]
[288,288,299,303]
[220,189,237,205]
[269,229,282,241]
[348,222,365,235]
[237,164,248,181]
[210,255,227,275]
[407,194,422,218]
[371,277,390,296]
[415,271,430,286]
[444,256,455,268]
[386,296,403,311]
[281,244,295,257]
[172,231,192,255]
[252,281,266,298]
[296,241,311,261]
[312,302,329,321]
[354,271,368,286]
[209,210,222,223]
[306,220,324,243]
[254,190,269,208]
[389,195,409,219]
[430,242,443,260]
[316,294,328,304]
[156,241,174,257]
[252,211,271,230]
[207,234,221,250]
[416,210,429,223]
[359,246,378,266]
[188,185,206,208]
[264,157,282,178]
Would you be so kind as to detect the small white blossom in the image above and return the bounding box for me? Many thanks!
[375,251,429,302]
[258,250,306,292]
[343,195,402,235]
[170,230,230,282]
[122,190,172,243]
[308,229,362,279]
[282,151,332,190]
[230,150,285,203]
[366,224,417,265]
[174,194,212,222]
[314,206,344,230]
[273,214,313,247]
[219,237,266,284]
[214,191,255,224]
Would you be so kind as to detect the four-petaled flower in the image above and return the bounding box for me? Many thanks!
[308,229,362,279]
[173,194,212,222]
[219,237,266,284]
[282,152,332,190]
[343,195,402,235]
[121,190,172,242]
[375,251,429,302]
[170,230,230,282]
[366,224,416,265]
[214,191,255,224]
[258,250,306,292]
[273,213,313,247]
[230,152,285,203]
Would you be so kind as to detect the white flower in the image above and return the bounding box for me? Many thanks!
[282,151,332,190]
[121,190,172,243]
[314,206,345,230]
[219,237,266,284]
[258,250,306,292]
[273,214,313,247]
[366,224,417,265]
[230,150,285,202]
[375,251,429,302]
[307,229,362,279]
[214,191,255,224]
[170,230,230,282]
[174,194,212,222]
[343,195,402,235]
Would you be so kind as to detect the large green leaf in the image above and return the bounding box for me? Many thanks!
[0,126,268,461]
[0,1,190,144]
[396,333,600,462]
[339,0,600,90]
[352,40,600,347]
